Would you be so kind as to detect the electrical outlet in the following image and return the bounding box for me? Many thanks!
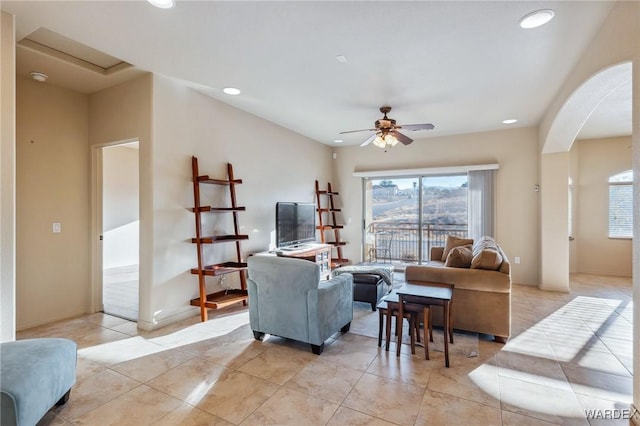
[52,222,61,233]
[514,256,521,264]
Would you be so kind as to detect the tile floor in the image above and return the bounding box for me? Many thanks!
[20,273,633,426]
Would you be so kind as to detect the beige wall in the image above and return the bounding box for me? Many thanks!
[568,142,579,273]
[89,74,152,322]
[632,53,640,421]
[538,1,638,294]
[539,152,570,292]
[540,2,638,153]
[148,75,333,329]
[1,11,16,341]
[573,137,632,277]
[13,71,333,331]
[334,126,540,286]
[536,1,639,412]
[15,76,90,330]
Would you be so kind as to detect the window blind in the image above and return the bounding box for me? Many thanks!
[609,184,632,238]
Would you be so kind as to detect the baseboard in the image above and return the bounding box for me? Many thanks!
[137,306,198,331]
[16,308,89,332]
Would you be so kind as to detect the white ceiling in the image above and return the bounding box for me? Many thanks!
[2,1,631,146]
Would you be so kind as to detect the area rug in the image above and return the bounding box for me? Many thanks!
[350,301,479,357]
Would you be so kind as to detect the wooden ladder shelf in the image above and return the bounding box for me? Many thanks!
[190,156,248,322]
[315,180,350,268]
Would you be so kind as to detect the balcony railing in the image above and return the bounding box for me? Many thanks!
[367,221,468,264]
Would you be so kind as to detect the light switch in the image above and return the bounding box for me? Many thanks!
[53,222,61,233]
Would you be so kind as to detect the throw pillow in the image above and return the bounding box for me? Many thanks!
[470,236,503,271]
[470,248,503,270]
[445,245,473,268]
[441,235,474,261]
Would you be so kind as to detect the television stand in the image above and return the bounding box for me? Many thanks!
[278,245,308,251]
[269,243,333,280]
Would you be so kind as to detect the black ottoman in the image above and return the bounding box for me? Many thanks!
[353,273,386,311]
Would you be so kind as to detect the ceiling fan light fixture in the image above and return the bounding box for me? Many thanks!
[372,134,399,149]
[146,0,175,9]
[519,9,555,29]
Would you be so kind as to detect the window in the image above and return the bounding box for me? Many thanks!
[608,170,633,238]
[357,164,498,264]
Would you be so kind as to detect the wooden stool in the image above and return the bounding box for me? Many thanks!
[377,293,421,353]
[420,306,431,360]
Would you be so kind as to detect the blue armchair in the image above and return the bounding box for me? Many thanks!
[247,255,353,354]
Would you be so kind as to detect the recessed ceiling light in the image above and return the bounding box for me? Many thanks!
[519,9,555,29]
[333,139,343,143]
[223,87,241,95]
[146,0,175,9]
[29,72,48,82]
[502,119,518,124]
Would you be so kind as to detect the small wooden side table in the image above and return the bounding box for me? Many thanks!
[396,283,454,367]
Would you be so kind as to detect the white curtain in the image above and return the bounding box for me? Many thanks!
[468,170,495,241]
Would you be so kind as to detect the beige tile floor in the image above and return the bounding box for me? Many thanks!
[21,273,633,426]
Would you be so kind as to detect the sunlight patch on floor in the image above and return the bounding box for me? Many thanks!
[79,310,250,366]
[504,296,622,362]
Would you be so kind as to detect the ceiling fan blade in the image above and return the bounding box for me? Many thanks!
[392,130,413,145]
[339,128,377,134]
[360,133,378,147]
[399,123,435,131]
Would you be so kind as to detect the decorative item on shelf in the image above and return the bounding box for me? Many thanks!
[315,180,350,268]
[189,156,248,322]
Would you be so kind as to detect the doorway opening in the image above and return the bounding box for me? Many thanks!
[101,141,139,321]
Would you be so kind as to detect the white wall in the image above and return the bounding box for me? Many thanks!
[102,144,139,269]
[1,11,16,341]
[148,75,333,329]
[15,76,91,330]
[334,126,540,286]
[573,137,632,277]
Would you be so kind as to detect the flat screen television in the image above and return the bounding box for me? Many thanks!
[276,202,317,248]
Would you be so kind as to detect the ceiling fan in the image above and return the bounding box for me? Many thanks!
[340,106,434,148]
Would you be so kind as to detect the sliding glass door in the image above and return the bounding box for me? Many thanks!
[421,175,468,261]
[363,173,469,264]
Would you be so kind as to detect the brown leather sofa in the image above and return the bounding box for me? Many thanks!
[404,245,511,342]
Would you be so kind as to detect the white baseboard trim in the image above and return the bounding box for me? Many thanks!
[17,309,89,332]
[137,306,198,331]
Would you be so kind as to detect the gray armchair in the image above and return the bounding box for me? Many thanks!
[247,255,353,354]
